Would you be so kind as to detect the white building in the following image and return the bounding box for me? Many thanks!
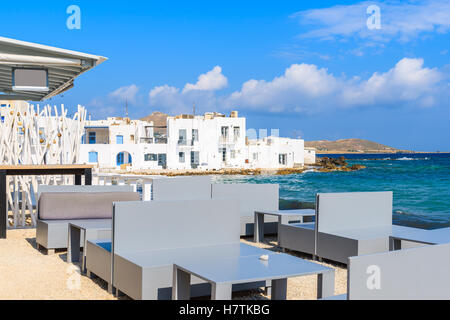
[79,117,168,170]
[304,147,317,165]
[79,111,308,171]
[246,136,305,169]
[166,111,246,170]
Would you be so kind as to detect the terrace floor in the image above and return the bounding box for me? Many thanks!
[0,229,347,300]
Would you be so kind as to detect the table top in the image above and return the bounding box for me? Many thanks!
[391,226,450,245]
[255,209,316,217]
[69,219,112,231]
[115,243,277,269]
[290,222,316,230]
[174,251,332,285]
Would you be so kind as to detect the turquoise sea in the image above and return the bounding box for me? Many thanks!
[213,153,450,230]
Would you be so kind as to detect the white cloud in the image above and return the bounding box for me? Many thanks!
[293,0,450,42]
[229,58,444,112]
[340,58,443,107]
[182,66,228,92]
[227,63,339,113]
[148,58,446,115]
[149,67,227,114]
[109,84,139,103]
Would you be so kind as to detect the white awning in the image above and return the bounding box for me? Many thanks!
[0,36,107,101]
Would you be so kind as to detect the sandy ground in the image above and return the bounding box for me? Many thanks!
[0,229,116,300]
[0,229,347,300]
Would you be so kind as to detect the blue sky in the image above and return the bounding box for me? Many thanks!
[2,0,449,151]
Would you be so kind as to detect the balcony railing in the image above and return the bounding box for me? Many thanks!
[140,137,154,144]
[178,139,199,146]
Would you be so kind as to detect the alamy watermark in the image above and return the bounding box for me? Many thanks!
[66,265,82,291]
[66,5,81,30]
[367,5,381,30]
[366,265,381,290]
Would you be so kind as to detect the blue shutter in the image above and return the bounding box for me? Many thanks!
[88,152,98,163]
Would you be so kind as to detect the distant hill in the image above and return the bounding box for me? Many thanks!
[140,112,168,135]
[305,139,411,154]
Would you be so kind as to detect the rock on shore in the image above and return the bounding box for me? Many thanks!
[311,156,366,172]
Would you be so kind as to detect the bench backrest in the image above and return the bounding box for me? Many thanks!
[152,176,212,201]
[348,243,450,299]
[38,185,134,200]
[38,185,138,220]
[317,191,393,233]
[113,199,240,253]
[211,183,279,217]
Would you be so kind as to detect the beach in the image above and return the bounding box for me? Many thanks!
[0,229,347,300]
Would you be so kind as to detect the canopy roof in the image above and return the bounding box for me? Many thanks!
[0,36,107,101]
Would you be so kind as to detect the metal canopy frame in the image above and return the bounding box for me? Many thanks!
[0,36,107,101]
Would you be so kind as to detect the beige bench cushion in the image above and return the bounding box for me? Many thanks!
[38,192,140,220]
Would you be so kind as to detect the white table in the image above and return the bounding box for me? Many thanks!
[172,252,334,300]
[389,226,450,250]
[254,209,316,243]
[67,220,112,273]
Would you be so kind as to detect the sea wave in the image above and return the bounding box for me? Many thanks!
[381,157,431,161]
[394,210,412,215]
[349,157,431,161]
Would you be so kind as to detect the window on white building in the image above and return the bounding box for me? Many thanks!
[88,132,96,144]
[191,151,199,168]
[233,127,240,141]
[219,148,226,162]
[178,129,187,145]
[88,151,98,163]
[221,126,229,140]
[231,150,236,159]
[192,129,199,142]
[144,154,158,161]
[253,153,258,160]
[179,152,185,163]
[279,154,287,165]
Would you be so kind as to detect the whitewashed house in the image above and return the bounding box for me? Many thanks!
[78,110,307,171]
[304,147,317,164]
[166,111,246,170]
[79,117,168,170]
[246,136,305,169]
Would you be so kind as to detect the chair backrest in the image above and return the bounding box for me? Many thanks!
[37,185,137,220]
[113,199,240,253]
[348,243,450,300]
[38,185,134,200]
[151,176,212,201]
[211,183,279,217]
[317,191,393,233]
[38,191,140,220]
